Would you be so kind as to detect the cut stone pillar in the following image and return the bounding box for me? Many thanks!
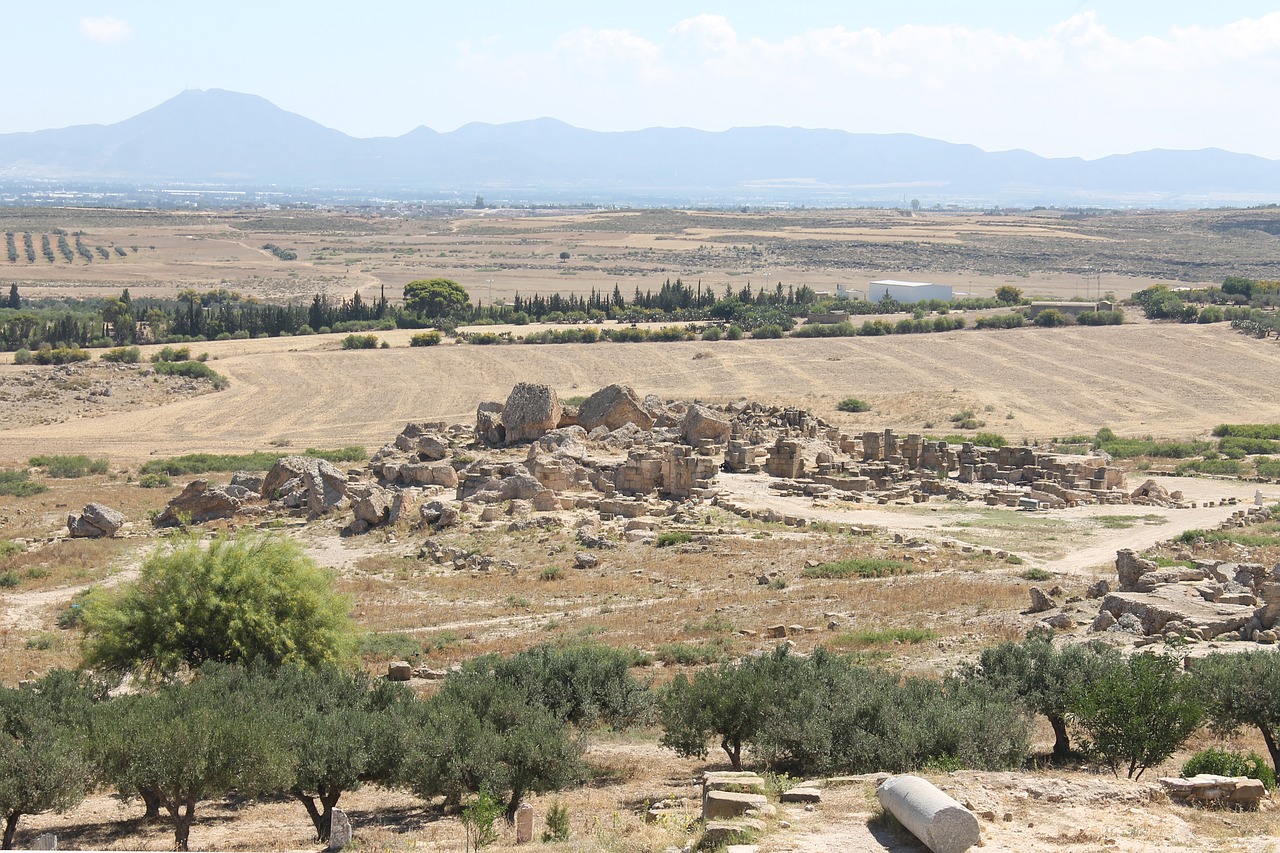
[876,775,979,853]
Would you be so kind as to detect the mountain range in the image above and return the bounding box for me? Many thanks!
[1,88,1278,206]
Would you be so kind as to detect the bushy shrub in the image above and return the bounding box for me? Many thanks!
[153,359,228,389]
[340,334,378,350]
[12,348,33,364]
[858,319,894,336]
[137,473,172,489]
[700,325,723,341]
[150,345,192,363]
[975,313,1026,330]
[973,432,1008,448]
[803,558,910,579]
[28,454,108,478]
[725,324,744,340]
[0,469,47,497]
[836,398,871,413]
[412,331,447,347]
[656,531,693,548]
[1069,652,1204,779]
[792,322,856,338]
[1213,424,1280,440]
[32,346,90,365]
[1183,747,1275,790]
[650,325,693,342]
[1076,310,1125,326]
[101,346,141,363]
[1196,305,1226,324]
[751,324,785,339]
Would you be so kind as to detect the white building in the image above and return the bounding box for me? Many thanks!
[867,279,953,304]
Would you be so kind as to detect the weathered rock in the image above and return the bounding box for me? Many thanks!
[1116,549,1159,592]
[682,404,731,444]
[419,500,460,529]
[352,487,395,527]
[1086,579,1112,599]
[416,434,450,461]
[1028,587,1056,613]
[1130,479,1173,505]
[327,807,352,851]
[1160,774,1267,808]
[476,402,506,446]
[261,456,350,516]
[1101,586,1256,639]
[387,661,413,681]
[578,384,655,432]
[704,790,768,820]
[153,480,242,527]
[1090,610,1118,632]
[229,471,264,493]
[400,462,459,488]
[467,472,547,504]
[515,802,534,844]
[1043,613,1075,630]
[704,772,767,795]
[67,502,125,538]
[781,787,822,804]
[503,383,563,443]
[702,820,765,847]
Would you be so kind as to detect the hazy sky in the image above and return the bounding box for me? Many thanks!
[11,2,1280,159]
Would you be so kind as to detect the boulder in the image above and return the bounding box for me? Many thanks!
[153,480,242,527]
[1028,587,1056,613]
[416,433,450,461]
[67,503,125,538]
[387,661,413,681]
[261,456,349,516]
[1130,479,1173,505]
[400,462,459,488]
[1116,549,1159,592]
[578,384,654,432]
[502,383,563,443]
[703,790,768,820]
[1101,586,1256,639]
[781,787,822,804]
[420,500,460,529]
[229,471,264,494]
[1086,579,1112,599]
[475,402,505,446]
[682,404,731,444]
[352,487,395,527]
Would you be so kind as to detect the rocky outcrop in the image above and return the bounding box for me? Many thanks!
[67,503,124,538]
[154,480,242,527]
[682,404,731,444]
[578,384,654,432]
[502,383,563,443]
[261,456,349,517]
[475,402,505,446]
[1116,549,1159,592]
[1099,586,1256,639]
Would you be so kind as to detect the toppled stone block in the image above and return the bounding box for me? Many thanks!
[781,787,822,803]
[1160,774,1268,808]
[703,790,768,820]
[387,661,413,681]
[578,384,654,432]
[68,502,125,538]
[503,383,563,443]
[154,480,242,527]
[1028,587,1056,613]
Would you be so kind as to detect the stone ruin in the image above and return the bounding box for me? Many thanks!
[150,382,1148,538]
[1017,506,1280,643]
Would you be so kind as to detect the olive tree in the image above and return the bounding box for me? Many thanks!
[1069,651,1203,779]
[399,674,583,820]
[0,673,101,849]
[91,671,290,851]
[1194,651,1280,773]
[966,637,1117,760]
[82,533,353,679]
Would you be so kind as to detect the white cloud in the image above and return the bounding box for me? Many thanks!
[440,13,1280,158]
[80,16,132,45]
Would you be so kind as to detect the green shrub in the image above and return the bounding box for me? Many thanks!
[1076,310,1124,326]
[834,628,937,648]
[357,631,423,661]
[152,359,228,388]
[137,473,172,488]
[12,348,33,364]
[1095,427,1117,444]
[700,325,723,341]
[792,322,856,338]
[139,447,364,477]
[656,531,693,548]
[1099,438,1213,459]
[1257,457,1280,479]
[1196,305,1226,324]
[24,632,61,651]
[32,345,90,365]
[101,346,141,363]
[1219,437,1280,455]
[1182,747,1275,790]
[973,432,1007,448]
[539,566,563,581]
[409,331,443,346]
[1176,458,1241,476]
[542,801,571,843]
[150,345,192,363]
[1033,309,1071,327]
[725,324,744,340]
[975,313,1026,330]
[1020,568,1053,581]
[341,334,379,350]
[0,570,19,588]
[1069,651,1204,779]
[751,324,785,339]
[836,398,871,413]
[28,454,108,478]
[803,558,911,579]
[1213,424,1280,440]
[0,469,47,497]
[0,540,26,558]
[654,639,731,666]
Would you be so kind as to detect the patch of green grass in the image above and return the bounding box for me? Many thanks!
[654,638,732,665]
[139,446,366,476]
[832,627,937,649]
[153,359,228,388]
[1099,438,1213,459]
[137,473,172,488]
[1258,457,1280,479]
[357,631,424,661]
[1213,424,1280,440]
[655,531,693,548]
[682,614,736,634]
[1155,557,1196,568]
[837,397,871,413]
[1176,458,1242,476]
[0,570,19,588]
[562,395,589,407]
[28,454,108,478]
[23,632,61,651]
[0,469,46,497]
[540,566,563,581]
[1020,567,1053,581]
[803,557,912,579]
[1091,514,1169,530]
[0,541,26,559]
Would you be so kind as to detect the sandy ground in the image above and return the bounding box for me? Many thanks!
[0,323,1276,466]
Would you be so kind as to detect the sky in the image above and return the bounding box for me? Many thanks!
[9,1,1280,159]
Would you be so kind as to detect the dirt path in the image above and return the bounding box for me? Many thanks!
[715,473,1276,575]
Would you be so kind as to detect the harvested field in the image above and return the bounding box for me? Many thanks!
[0,323,1276,465]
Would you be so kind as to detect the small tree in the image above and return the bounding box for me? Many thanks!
[91,673,290,851]
[82,533,353,679]
[558,251,570,262]
[995,285,1023,304]
[5,284,18,310]
[1194,651,1280,773]
[0,675,96,850]
[1069,652,1203,779]
[404,278,469,317]
[967,637,1116,760]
